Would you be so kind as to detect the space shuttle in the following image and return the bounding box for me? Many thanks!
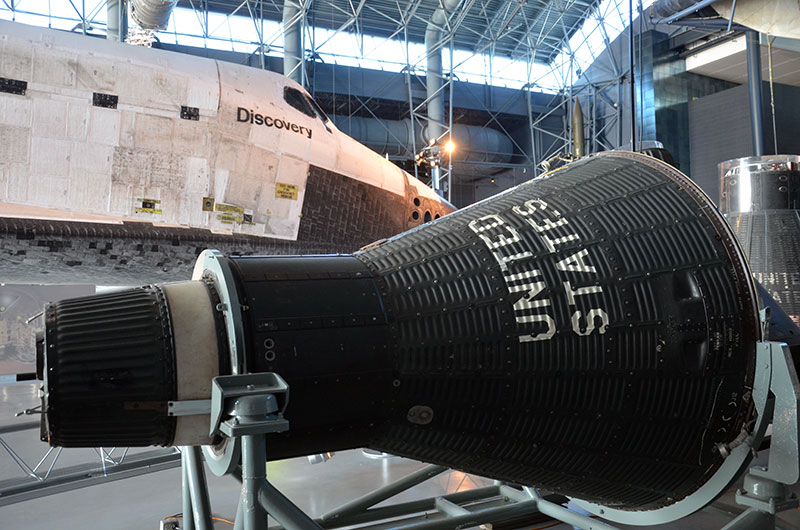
[0,20,455,286]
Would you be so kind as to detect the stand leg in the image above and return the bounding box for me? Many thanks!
[257,480,323,530]
[185,446,214,530]
[721,508,774,530]
[241,434,268,530]
[233,496,245,530]
[182,450,195,530]
[321,464,446,522]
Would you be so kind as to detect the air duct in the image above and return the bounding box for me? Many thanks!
[425,0,461,143]
[746,31,764,157]
[130,0,177,31]
[330,115,514,164]
[714,0,800,39]
[651,0,800,38]
[650,0,718,20]
[283,0,303,83]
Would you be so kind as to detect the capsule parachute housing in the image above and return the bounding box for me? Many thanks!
[39,152,761,515]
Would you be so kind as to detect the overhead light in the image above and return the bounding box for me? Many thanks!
[444,140,455,154]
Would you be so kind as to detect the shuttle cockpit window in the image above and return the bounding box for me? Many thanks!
[305,94,330,123]
[283,86,316,118]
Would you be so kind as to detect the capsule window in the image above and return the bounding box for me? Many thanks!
[412,211,420,220]
[284,86,316,118]
[424,211,432,223]
[413,197,421,207]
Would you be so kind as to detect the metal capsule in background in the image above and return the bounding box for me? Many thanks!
[39,151,761,517]
[720,155,800,327]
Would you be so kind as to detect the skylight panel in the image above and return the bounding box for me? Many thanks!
[0,0,658,93]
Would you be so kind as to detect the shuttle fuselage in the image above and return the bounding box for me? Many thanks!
[0,21,453,285]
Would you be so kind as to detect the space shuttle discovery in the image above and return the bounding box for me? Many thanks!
[0,20,454,285]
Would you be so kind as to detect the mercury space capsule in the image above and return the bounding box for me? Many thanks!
[720,155,800,326]
[37,152,799,522]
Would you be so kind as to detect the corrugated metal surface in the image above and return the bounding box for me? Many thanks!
[729,210,800,324]
[721,156,800,325]
[357,151,760,510]
[43,287,177,446]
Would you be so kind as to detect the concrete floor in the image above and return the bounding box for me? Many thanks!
[2,381,800,530]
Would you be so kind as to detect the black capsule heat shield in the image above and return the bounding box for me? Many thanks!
[37,151,761,516]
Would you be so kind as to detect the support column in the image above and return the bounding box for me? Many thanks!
[107,0,127,42]
[425,0,460,143]
[591,87,598,154]
[446,38,454,202]
[283,0,304,84]
[184,446,214,530]
[241,430,267,529]
[628,0,636,151]
[746,31,764,157]
[403,27,419,181]
[182,450,195,530]
[617,80,623,148]
[234,394,276,530]
[526,85,537,174]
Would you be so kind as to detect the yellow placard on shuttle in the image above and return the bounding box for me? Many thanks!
[216,213,238,225]
[134,198,162,214]
[276,183,298,200]
[215,202,245,214]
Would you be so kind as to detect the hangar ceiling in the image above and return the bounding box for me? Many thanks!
[176,0,602,64]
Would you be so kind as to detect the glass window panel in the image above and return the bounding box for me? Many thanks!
[2,0,649,92]
[171,8,203,36]
[284,86,317,118]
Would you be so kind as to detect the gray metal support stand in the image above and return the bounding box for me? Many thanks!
[723,471,797,530]
[208,373,292,530]
[321,464,446,523]
[183,446,213,530]
[182,450,194,530]
[236,396,271,530]
[722,508,774,530]
[202,372,612,530]
[746,31,764,157]
[230,468,324,530]
[723,339,800,529]
[234,499,245,530]
[258,480,324,530]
